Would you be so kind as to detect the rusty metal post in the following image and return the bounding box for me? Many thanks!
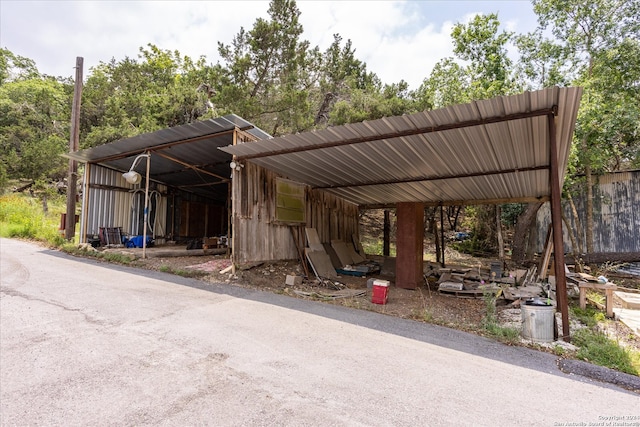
[548,112,570,342]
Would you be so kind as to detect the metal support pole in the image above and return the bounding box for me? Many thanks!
[548,113,570,342]
[142,154,150,259]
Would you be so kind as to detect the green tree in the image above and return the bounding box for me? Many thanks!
[533,0,640,254]
[0,48,40,85]
[451,13,518,99]
[215,0,318,135]
[81,44,217,148]
[514,30,569,89]
[413,58,470,110]
[0,51,71,188]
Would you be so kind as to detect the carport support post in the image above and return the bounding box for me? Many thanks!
[548,112,570,342]
[396,202,424,289]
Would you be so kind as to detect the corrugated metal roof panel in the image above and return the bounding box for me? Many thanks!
[222,87,582,206]
[66,114,270,200]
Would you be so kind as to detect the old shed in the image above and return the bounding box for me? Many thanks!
[68,86,582,340]
[66,115,270,245]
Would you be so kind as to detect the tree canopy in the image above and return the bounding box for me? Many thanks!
[1,0,638,251]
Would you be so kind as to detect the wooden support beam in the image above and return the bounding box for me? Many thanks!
[65,57,83,241]
[396,202,424,289]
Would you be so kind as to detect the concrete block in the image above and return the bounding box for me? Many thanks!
[286,275,302,287]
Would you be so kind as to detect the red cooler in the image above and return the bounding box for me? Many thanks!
[371,279,389,304]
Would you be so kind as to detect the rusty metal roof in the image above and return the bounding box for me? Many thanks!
[220,87,583,207]
[66,114,270,200]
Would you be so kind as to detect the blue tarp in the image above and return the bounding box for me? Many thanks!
[125,235,153,248]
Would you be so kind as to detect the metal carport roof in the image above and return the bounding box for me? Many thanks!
[66,114,271,201]
[220,87,582,207]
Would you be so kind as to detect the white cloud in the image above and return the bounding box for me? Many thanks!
[0,0,538,89]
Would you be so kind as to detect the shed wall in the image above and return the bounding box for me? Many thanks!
[83,165,168,241]
[232,163,360,263]
[536,170,640,253]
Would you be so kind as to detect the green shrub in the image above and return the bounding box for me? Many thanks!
[0,194,67,246]
[572,328,640,376]
[481,290,520,344]
[570,306,605,327]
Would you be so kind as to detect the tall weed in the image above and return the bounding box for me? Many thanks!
[0,194,67,246]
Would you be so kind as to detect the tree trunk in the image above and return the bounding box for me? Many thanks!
[511,202,543,265]
[525,218,538,262]
[565,252,640,264]
[567,192,584,254]
[585,163,595,254]
[562,210,578,260]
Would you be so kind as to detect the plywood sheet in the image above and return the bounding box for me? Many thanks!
[323,242,343,269]
[346,242,365,264]
[331,240,354,266]
[306,249,338,280]
[305,227,324,251]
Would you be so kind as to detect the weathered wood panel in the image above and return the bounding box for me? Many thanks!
[232,162,360,263]
[536,170,640,253]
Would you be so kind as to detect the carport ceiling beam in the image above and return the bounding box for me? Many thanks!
[361,195,550,210]
[154,151,230,182]
[315,165,549,190]
[89,129,236,164]
[233,107,558,161]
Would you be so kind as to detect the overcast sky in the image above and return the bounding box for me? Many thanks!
[1,1,539,90]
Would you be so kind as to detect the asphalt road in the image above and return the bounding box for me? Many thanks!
[1,238,638,426]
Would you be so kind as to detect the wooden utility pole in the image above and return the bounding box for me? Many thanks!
[65,57,83,241]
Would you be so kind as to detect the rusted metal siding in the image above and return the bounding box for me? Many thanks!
[536,170,640,253]
[83,165,167,240]
[232,163,359,263]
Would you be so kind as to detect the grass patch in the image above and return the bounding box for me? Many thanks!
[484,322,521,343]
[570,306,606,327]
[481,290,520,344]
[572,328,640,375]
[60,243,135,265]
[0,194,67,247]
[570,305,640,375]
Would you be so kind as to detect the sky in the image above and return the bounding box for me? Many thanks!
[0,1,539,90]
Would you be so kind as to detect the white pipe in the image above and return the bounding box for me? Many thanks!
[142,154,150,259]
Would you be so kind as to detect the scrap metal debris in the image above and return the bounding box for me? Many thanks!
[293,289,367,300]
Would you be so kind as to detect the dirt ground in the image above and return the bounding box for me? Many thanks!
[132,250,640,355]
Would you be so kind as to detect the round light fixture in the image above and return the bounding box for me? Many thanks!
[123,171,142,184]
